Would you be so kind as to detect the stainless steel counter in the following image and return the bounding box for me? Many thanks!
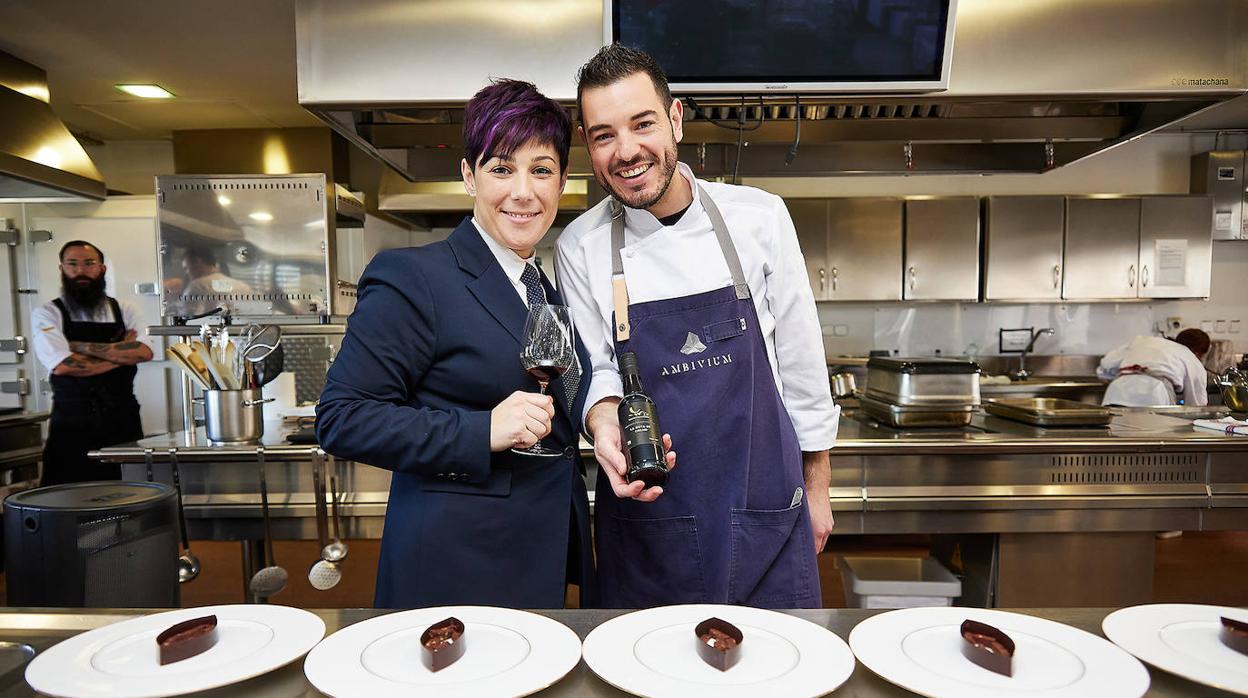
[0,607,1232,697]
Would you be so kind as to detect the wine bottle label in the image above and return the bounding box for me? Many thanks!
[621,398,662,448]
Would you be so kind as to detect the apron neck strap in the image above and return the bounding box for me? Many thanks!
[610,183,750,342]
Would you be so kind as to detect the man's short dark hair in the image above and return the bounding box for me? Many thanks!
[184,246,217,267]
[59,240,103,263]
[575,44,673,124]
[1174,328,1212,357]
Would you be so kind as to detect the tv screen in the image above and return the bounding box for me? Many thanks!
[607,0,955,93]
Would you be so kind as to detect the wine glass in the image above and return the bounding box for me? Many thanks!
[513,303,574,456]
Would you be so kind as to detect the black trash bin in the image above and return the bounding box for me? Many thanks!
[4,481,179,608]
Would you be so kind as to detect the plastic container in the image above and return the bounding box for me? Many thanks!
[838,555,962,609]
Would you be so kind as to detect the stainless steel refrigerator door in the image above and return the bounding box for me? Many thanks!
[1063,196,1141,300]
[1138,195,1214,299]
[903,197,980,301]
[984,196,1065,301]
[826,198,904,301]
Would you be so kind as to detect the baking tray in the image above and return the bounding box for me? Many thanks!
[983,398,1113,427]
[859,393,976,427]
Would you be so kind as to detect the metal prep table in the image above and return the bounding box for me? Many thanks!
[0,606,1235,697]
[91,407,1248,606]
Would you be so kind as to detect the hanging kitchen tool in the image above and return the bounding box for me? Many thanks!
[308,449,341,591]
[248,447,288,598]
[168,449,202,583]
[324,461,349,564]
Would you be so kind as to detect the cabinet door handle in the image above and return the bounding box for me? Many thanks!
[1128,264,1136,288]
[1141,265,1150,287]
[831,267,839,292]
[818,268,825,292]
[908,265,916,292]
[1053,264,1061,289]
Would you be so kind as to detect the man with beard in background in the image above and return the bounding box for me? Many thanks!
[31,241,154,485]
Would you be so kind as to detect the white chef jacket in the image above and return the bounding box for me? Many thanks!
[31,296,156,376]
[555,163,839,451]
[1097,335,1208,407]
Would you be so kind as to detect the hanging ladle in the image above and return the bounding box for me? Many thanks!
[307,449,341,591]
[168,448,202,583]
[324,460,349,563]
[248,447,288,598]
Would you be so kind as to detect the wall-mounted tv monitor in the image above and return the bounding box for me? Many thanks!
[605,0,957,94]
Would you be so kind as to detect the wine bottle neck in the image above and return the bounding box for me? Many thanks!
[622,371,645,395]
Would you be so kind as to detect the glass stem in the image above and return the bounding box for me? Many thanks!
[533,382,549,451]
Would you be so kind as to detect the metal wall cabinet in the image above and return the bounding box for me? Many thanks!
[1190,151,1245,241]
[787,200,830,299]
[1063,197,1141,300]
[984,196,1065,301]
[827,198,904,301]
[903,197,980,301]
[1138,195,1213,299]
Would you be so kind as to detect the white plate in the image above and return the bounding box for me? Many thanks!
[1103,603,1248,695]
[25,604,326,698]
[303,606,581,698]
[849,606,1150,698]
[581,604,854,698]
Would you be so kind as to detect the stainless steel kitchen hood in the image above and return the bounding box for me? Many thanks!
[297,0,1247,181]
[0,51,106,201]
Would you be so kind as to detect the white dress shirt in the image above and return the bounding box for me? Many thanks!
[472,218,544,305]
[31,297,156,376]
[1098,335,1208,406]
[555,163,839,451]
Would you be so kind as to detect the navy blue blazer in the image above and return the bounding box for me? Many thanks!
[317,219,596,609]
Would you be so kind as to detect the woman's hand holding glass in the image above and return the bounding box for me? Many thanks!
[489,391,555,452]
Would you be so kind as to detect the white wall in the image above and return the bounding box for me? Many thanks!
[756,133,1248,359]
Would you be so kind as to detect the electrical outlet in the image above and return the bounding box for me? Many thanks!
[1166,316,1183,332]
[1231,320,1241,335]
[1201,320,1215,333]
[1216,320,1228,334]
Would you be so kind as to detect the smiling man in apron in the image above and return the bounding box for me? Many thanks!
[556,45,840,608]
[31,241,153,486]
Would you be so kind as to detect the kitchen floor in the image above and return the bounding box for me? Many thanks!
[6,532,1241,609]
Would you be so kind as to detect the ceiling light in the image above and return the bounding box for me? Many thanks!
[249,212,273,222]
[217,196,231,206]
[115,84,175,99]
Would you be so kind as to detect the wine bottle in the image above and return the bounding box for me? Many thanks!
[617,351,668,488]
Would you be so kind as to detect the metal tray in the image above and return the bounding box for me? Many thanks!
[859,393,976,427]
[983,398,1112,427]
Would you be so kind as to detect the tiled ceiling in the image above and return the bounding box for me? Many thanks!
[0,0,321,140]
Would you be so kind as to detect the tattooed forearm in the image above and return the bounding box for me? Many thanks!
[68,338,154,365]
[53,352,121,377]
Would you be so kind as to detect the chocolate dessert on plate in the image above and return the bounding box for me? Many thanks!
[960,619,1015,677]
[695,617,743,671]
[421,617,466,672]
[1221,616,1248,656]
[157,615,219,665]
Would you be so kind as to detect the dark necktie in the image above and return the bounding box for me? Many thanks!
[520,263,580,409]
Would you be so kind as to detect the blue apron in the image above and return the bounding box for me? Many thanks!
[595,184,821,609]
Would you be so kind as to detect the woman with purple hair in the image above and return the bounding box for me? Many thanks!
[318,80,597,608]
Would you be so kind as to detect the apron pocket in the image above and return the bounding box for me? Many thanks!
[606,514,708,606]
[703,317,746,343]
[727,501,808,606]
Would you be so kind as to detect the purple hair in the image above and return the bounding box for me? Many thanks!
[463,79,571,172]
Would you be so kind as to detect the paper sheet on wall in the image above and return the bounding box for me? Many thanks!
[1154,238,1187,287]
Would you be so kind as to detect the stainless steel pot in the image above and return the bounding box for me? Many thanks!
[203,389,273,443]
[1218,367,1248,412]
